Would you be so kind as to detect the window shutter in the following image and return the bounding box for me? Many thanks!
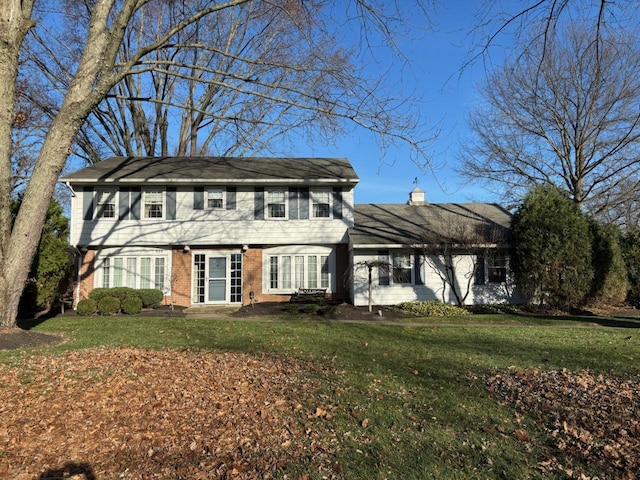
[299,188,309,219]
[332,187,343,219]
[193,187,204,210]
[254,187,264,219]
[414,252,424,285]
[130,187,141,220]
[378,250,390,286]
[288,188,299,220]
[475,254,486,285]
[118,187,130,220]
[166,187,177,220]
[226,187,236,210]
[83,187,94,220]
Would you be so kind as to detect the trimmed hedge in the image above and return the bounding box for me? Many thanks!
[98,296,121,315]
[76,298,97,316]
[88,287,163,308]
[122,296,143,314]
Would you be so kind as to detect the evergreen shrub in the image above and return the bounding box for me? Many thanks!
[98,296,121,315]
[122,296,143,314]
[76,298,97,316]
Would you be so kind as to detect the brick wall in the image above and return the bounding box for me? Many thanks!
[78,249,96,302]
[170,248,192,306]
[242,247,291,305]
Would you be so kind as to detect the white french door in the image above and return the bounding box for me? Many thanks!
[193,252,242,304]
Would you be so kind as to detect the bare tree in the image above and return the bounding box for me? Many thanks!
[24,1,436,163]
[351,259,390,312]
[0,0,439,328]
[417,218,507,307]
[461,21,640,225]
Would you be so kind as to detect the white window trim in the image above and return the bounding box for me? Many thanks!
[486,253,509,284]
[95,187,117,219]
[143,188,165,220]
[391,252,413,285]
[263,246,333,293]
[310,188,332,220]
[266,188,288,220]
[205,187,225,210]
[94,249,171,294]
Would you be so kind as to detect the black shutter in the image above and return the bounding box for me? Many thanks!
[288,188,298,220]
[475,254,486,285]
[299,187,309,219]
[333,187,343,219]
[166,186,177,220]
[254,187,264,219]
[130,187,141,220]
[226,187,236,210]
[118,187,130,220]
[378,250,390,286]
[194,187,204,210]
[83,187,94,220]
[414,252,424,285]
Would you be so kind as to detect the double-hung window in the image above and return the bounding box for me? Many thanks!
[311,189,331,218]
[392,253,412,284]
[206,188,224,209]
[267,189,287,218]
[487,254,508,283]
[96,188,117,218]
[143,189,164,219]
[475,253,508,284]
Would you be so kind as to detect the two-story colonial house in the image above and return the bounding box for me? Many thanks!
[62,156,520,308]
[62,156,358,307]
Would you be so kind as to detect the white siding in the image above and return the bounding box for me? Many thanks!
[70,186,355,247]
[352,249,518,307]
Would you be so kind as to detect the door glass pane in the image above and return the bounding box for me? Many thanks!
[208,257,226,301]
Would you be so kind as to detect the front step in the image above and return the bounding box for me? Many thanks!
[183,305,241,317]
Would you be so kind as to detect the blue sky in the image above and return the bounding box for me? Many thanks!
[304,2,507,206]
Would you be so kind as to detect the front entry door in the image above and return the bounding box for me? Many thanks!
[193,252,242,304]
[208,257,226,302]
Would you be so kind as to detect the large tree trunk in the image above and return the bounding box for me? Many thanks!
[0,0,111,328]
[0,1,36,328]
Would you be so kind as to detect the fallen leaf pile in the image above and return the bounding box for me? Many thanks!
[0,347,337,479]
[487,368,640,479]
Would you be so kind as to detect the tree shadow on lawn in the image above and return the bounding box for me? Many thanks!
[520,311,640,329]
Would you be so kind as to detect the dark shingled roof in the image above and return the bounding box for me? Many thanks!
[350,203,512,247]
[60,156,359,184]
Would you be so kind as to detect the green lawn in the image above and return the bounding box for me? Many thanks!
[6,313,640,479]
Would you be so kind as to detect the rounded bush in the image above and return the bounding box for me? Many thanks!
[76,298,97,316]
[137,289,164,308]
[97,296,121,316]
[122,296,143,314]
[108,287,136,303]
[88,288,111,302]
